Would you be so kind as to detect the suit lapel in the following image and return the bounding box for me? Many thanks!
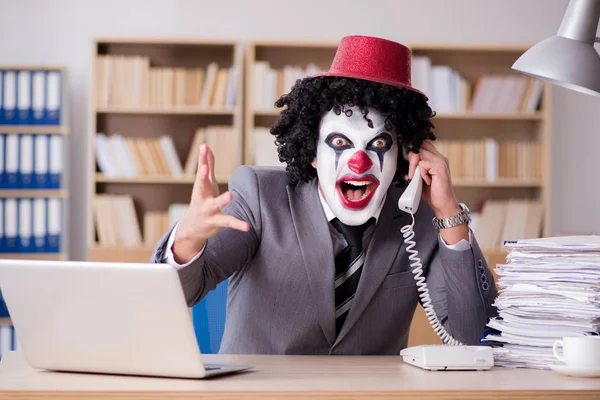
[288,179,336,346]
[334,187,410,345]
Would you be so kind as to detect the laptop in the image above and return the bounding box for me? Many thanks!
[0,259,252,378]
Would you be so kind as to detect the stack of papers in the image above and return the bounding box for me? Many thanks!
[483,236,600,369]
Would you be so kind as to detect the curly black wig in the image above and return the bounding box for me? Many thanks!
[270,76,436,186]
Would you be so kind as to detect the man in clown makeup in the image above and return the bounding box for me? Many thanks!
[151,36,498,355]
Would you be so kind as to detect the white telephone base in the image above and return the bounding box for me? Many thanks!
[400,345,494,371]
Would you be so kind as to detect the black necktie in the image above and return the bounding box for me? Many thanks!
[331,217,375,335]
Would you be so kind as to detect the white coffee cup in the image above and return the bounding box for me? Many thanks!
[553,336,600,368]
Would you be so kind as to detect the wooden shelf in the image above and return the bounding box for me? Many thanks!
[433,112,543,121]
[0,65,66,71]
[96,106,235,115]
[253,110,543,121]
[0,189,68,198]
[0,318,12,326]
[0,125,69,134]
[453,179,542,188]
[89,246,154,263]
[95,174,229,184]
[0,253,67,261]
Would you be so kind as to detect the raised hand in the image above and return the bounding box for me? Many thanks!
[172,144,250,264]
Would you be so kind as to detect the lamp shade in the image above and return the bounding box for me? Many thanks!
[512,35,600,96]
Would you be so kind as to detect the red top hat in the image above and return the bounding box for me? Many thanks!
[314,35,427,99]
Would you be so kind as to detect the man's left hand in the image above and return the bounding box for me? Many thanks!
[407,140,469,245]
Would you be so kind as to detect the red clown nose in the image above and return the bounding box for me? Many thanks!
[347,151,373,174]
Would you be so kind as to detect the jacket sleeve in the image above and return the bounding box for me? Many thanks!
[424,230,498,345]
[150,166,262,306]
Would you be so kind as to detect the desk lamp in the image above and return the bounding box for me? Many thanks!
[512,0,600,96]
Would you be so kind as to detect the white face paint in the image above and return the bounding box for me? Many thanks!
[315,106,398,226]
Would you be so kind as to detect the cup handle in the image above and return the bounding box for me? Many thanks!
[553,340,565,363]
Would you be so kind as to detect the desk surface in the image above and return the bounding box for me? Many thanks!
[1,351,599,399]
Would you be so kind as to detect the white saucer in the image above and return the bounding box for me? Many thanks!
[550,364,600,378]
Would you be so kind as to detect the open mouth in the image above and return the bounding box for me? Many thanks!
[336,175,380,209]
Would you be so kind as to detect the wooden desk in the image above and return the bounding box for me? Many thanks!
[1,351,599,399]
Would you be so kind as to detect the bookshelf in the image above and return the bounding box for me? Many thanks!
[0,65,69,264]
[244,41,551,347]
[89,38,243,262]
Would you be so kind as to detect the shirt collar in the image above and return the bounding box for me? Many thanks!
[317,185,383,223]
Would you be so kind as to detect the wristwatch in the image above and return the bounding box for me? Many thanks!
[432,203,471,230]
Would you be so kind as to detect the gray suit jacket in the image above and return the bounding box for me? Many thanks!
[151,166,498,355]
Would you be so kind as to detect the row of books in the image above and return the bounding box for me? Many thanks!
[0,134,63,189]
[143,205,188,247]
[186,126,241,179]
[95,55,236,109]
[411,56,543,113]
[0,69,62,125]
[96,126,241,180]
[411,58,470,113]
[253,62,324,110]
[470,199,544,250]
[93,194,187,248]
[471,75,543,113]
[96,134,183,177]
[0,198,62,253]
[0,325,20,360]
[435,139,541,181]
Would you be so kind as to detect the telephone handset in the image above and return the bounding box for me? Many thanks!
[397,165,494,370]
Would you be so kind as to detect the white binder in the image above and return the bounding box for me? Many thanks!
[4,198,17,252]
[32,71,46,124]
[46,71,61,125]
[17,70,31,124]
[19,135,34,189]
[18,198,32,252]
[5,135,19,188]
[3,71,17,124]
[34,135,49,188]
[33,198,46,252]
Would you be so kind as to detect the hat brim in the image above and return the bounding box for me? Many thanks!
[312,71,429,101]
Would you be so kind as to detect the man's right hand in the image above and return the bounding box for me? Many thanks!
[172,144,250,264]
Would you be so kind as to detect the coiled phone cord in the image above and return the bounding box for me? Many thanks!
[401,213,463,346]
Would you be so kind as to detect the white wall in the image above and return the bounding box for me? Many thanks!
[0,0,597,260]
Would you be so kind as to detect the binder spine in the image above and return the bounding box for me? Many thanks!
[45,71,61,125]
[2,71,17,125]
[17,70,31,125]
[31,71,45,125]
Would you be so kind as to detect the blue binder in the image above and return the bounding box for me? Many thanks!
[0,134,5,189]
[32,198,46,253]
[0,71,4,125]
[17,199,35,253]
[4,199,17,253]
[34,135,49,189]
[18,135,34,189]
[46,198,61,253]
[0,199,4,253]
[45,71,61,125]
[48,136,62,189]
[192,280,228,354]
[2,71,17,125]
[31,71,45,125]
[4,134,18,189]
[17,70,31,125]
